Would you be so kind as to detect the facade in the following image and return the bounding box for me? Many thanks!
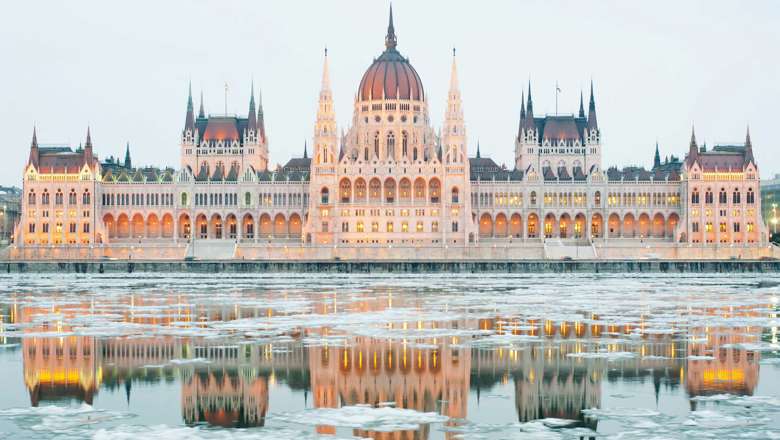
[11,9,771,260]
[0,186,21,244]
[760,173,780,236]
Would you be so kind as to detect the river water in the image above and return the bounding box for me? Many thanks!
[0,273,778,439]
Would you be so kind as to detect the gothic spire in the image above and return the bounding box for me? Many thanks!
[31,126,38,149]
[476,140,481,159]
[184,82,195,132]
[745,125,754,164]
[124,142,132,169]
[198,90,205,118]
[248,81,257,133]
[587,80,598,130]
[258,88,266,142]
[520,90,526,119]
[526,80,534,117]
[321,47,331,92]
[653,141,661,169]
[85,126,92,149]
[579,90,585,118]
[385,4,397,50]
[449,47,459,92]
[303,140,308,159]
[687,125,698,165]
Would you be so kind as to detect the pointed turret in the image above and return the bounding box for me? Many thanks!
[84,127,94,166]
[85,127,92,149]
[198,90,205,119]
[744,125,754,165]
[653,142,661,169]
[385,4,397,50]
[313,47,337,164]
[28,126,39,168]
[520,91,526,119]
[247,82,257,134]
[578,90,585,118]
[442,47,466,163]
[587,80,598,130]
[449,47,459,92]
[476,141,481,159]
[526,81,534,118]
[257,88,266,143]
[303,140,308,159]
[124,142,132,169]
[184,82,195,132]
[687,125,698,166]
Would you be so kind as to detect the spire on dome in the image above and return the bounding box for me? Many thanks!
[587,80,598,130]
[321,47,331,92]
[449,47,459,92]
[184,82,195,131]
[385,4,397,50]
[248,81,257,133]
[578,90,585,118]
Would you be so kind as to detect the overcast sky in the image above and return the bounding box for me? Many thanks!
[2,0,779,186]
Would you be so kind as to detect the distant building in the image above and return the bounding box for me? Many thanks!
[0,186,21,244]
[760,174,780,235]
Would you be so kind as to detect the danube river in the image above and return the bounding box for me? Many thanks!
[0,273,778,439]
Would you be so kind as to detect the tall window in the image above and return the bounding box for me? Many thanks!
[373,132,380,158]
[82,190,90,205]
[704,189,713,204]
[42,190,50,205]
[691,190,700,204]
[321,187,329,204]
[733,190,741,204]
[28,191,35,205]
[594,191,601,206]
[55,190,63,206]
[402,132,408,157]
[747,188,755,204]
[387,132,395,159]
[451,187,459,204]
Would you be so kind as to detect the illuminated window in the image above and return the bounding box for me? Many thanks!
[705,222,713,233]
[356,221,364,233]
[719,222,727,233]
[416,221,423,232]
[386,222,394,232]
[432,221,439,232]
[371,222,379,232]
[747,222,754,232]
[401,222,408,232]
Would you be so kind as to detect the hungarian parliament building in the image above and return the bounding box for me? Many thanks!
[11,9,771,260]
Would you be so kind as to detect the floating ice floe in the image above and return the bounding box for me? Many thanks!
[273,405,448,432]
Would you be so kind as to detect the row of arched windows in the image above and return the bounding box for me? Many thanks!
[691,187,753,205]
[28,189,90,206]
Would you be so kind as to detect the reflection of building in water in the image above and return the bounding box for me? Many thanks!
[18,305,100,406]
[309,336,470,439]
[686,326,761,400]
[181,367,268,428]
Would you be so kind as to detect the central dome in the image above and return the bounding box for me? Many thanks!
[357,7,424,102]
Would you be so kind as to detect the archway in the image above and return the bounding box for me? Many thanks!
[527,213,539,238]
[273,213,287,237]
[339,178,352,203]
[146,213,160,238]
[117,214,130,239]
[667,213,679,240]
[428,178,441,203]
[178,213,191,239]
[242,213,255,239]
[509,213,522,238]
[385,177,398,203]
[559,213,572,239]
[369,178,381,203]
[225,214,238,239]
[209,214,223,239]
[479,213,493,238]
[544,213,556,238]
[608,213,621,238]
[131,214,144,239]
[354,178,367,203]
[413,178,426,203]
[574,213,586,239]
[161,213,174,238]
[652,213,665,238]
[397,178,410,203]
[289,213,302,238]
[196,214,208,239]
[495,213,508,238]
[259,214,272,238]
[623,213,636,238]
[102,214,116,239]
[591,213,603,239]
[637,213,651,238]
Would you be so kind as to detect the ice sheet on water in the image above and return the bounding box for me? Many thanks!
[0,403,135,438]
[273,405,448,432]
[567,351,636,361]
[93,425,356,440]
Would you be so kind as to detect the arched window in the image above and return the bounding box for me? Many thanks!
[373,132,380,158]
[55,190,63,206]
[594,191,601,206]
[530,191,537,205]
[451,187,459,204]
[732,189,741,204]
[321,187,330,204]
[364,147,369,161]
[402,131,408,157]
[245,192,251,206]
[387,132,395,159]
[28,191,36,205]
[413,147,418,161]
[691,189,700,204]
[747,188,755,204]
[181,192,188,206]
[704,188,713,204]
[82,190,91,205]
[719,188,727,204]
[42,190,49,205]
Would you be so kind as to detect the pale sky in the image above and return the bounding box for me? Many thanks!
[2,1,779,186]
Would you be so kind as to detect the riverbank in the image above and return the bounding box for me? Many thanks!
[2,259,780,273]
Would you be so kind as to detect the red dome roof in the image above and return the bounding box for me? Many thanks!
[357,7,424,102]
